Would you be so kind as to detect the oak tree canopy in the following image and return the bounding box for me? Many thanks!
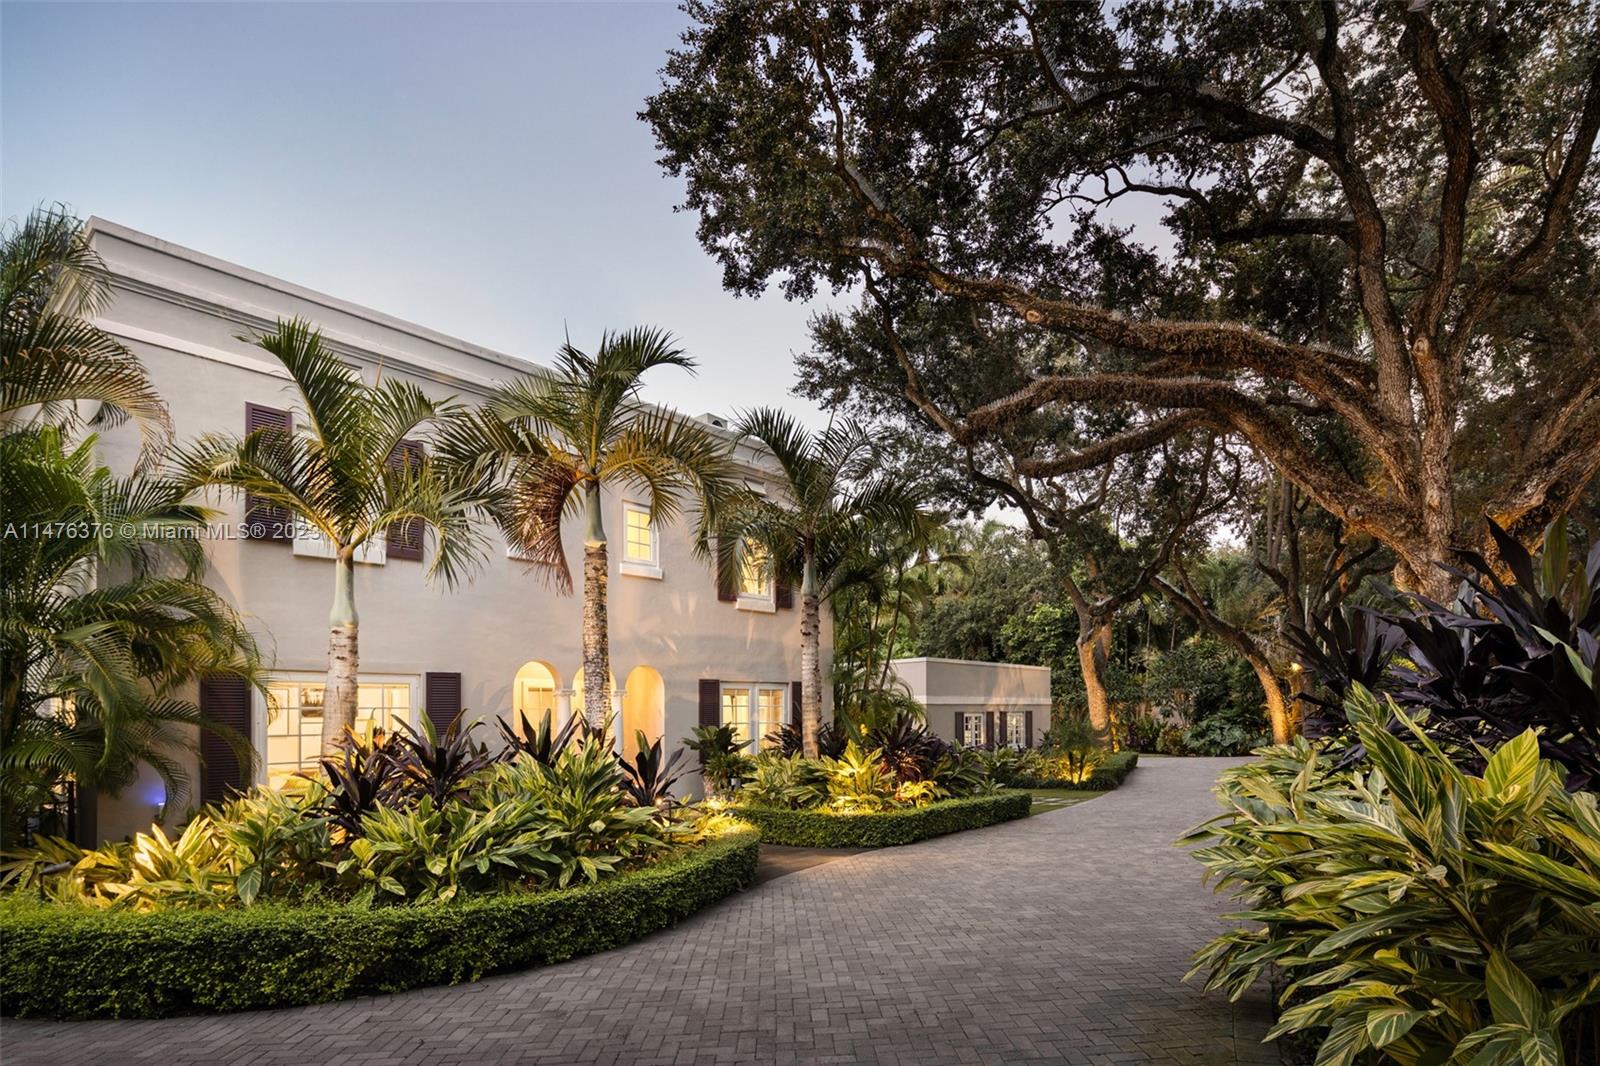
[644,0,1600,600]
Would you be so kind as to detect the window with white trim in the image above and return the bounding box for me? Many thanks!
[720,685,751,749]
[756,687,786,746]
[262,677,414,787]
[620,500,661,577]
[1004,711,1027,748]
[736,540,775,610]
[721,682,788,750]
[961,712,985,747]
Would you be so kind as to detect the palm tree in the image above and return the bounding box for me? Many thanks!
[179,318,489,753]
[2,205,170,462]
[718,410,923,758]
[438,328,734,732]
[0,427,263,844]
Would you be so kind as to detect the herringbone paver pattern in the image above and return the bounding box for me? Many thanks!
[0,756,1277,1065]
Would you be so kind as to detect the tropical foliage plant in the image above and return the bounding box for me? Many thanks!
[179,318,488,752]
[1186,689,1600,1065]
[1291,521,1600,789]
[818,741,899,813]
[0,428,262,844]
[497,708,580,766]
[682,724,754,796]
[736,753,825,811]
[4,718,714,910]
[619,732,689,810]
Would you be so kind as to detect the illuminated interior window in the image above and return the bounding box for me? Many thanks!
[961,712,985,747]
[264,679,411,787]
[622,502,656,565]
[720,686,751,748]
[720,682,786,750]
[738,540,773,599]
[756,687,786,746]
[1005,712,1026,748]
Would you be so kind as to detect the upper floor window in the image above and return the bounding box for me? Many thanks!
[737,540,774,610]
[618,500,663,580]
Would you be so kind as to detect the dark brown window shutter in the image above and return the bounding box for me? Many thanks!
[985,710,996,748]
[955,711,964,746]
[385,439,426,561]
[715,539,736,602]
[791,681,803,726]
[243,404,293,541]
[775,575,793,609]
[697,679,720,765]
[424,671,462,735]
[199,675,252,803]
[1025,710,1035,748]
[698,679,721,728]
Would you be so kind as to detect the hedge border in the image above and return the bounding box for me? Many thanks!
[1010,751,1139,791]
[0,826,760,1020]
[729,792,1031,848]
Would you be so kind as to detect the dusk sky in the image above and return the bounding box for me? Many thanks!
[1,2,834,424]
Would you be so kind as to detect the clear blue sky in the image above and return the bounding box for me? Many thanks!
[1,1,831,424]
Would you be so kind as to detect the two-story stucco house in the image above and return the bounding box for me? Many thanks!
[81,219,827,843]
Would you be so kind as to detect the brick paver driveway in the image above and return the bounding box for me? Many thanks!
[1,756,1276,1065]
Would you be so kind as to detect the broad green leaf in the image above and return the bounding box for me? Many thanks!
[1485,951,1544,1030]
[1365,1005,1426,1047]
[1482,731,1539,799]
[1518,1029,1560,1066]
[1313,1017,1369,1066]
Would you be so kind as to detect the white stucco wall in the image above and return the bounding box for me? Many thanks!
[81,219,829,841]
[890,657,1051,747]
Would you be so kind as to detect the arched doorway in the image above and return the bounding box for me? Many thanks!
[622,666,665,761]
[512,661,561,734]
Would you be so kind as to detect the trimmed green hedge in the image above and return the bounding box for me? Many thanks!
[729,792,1031,848]
[0,827,759,1020]
[1011,751,1139,791]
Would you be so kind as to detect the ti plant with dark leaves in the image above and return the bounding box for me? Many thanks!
[496,708,580,767]
[1290,521,1600,790]
[391,714,494,807]
[860,712,952,782]
[763,720,848,759]
[318,730,404,838]
[619,731,689,809]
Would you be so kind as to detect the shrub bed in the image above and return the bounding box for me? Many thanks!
[729,792,1030,847]
[0,826,759,1019]
[1010,751,1138,791]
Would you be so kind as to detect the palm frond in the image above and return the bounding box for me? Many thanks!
[1,206,172,462]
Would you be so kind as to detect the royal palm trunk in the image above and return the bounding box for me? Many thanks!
[581,483,610,734]
[322,553,359,754]
[800,591,822,759]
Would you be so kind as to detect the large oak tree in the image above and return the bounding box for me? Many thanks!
[645,0,1600,601]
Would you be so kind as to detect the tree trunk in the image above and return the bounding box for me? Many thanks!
[1076,620,1114,739]
[800,590,822,759]
[322,554,359,754]
[581,541,610,734]
[1245,654,1294,746]
[580,482,611,736]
